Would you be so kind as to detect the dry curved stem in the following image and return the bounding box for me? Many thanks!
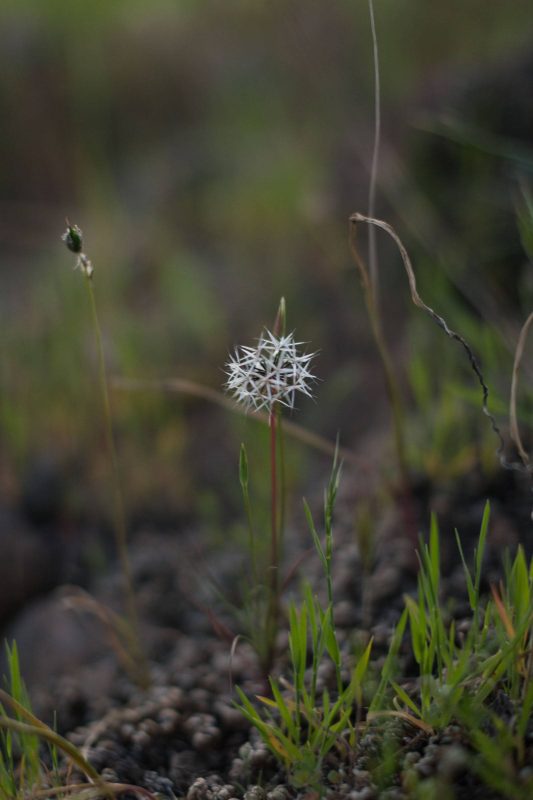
[31,782,157,799]
[366,709,433,735]
[348,218,408,482]
[83,278,148,690]
[349,212,516,472]
[0,704,110,798]
[228,634,244,694]
[58,586,145,687]
[510,311,533,471]
[113,376,364,469]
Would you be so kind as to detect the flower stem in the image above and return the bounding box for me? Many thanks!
[277,407,286,554]
[265,407,279,673]
[84,276,149,688]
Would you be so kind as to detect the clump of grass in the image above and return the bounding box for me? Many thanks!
[0,642,155,800]
[62,222,148,689]
[236,453,372,792]
[237,492,533,797]
[375,505,533,797]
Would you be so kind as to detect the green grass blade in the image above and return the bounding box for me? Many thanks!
[303,500,326,569]
[391,682,422,718]
[370,608,408,712]
[455,529,476,610]
[474,500,490,596]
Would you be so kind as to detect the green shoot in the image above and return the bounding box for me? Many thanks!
[236,455,373,791]
[0,641,157,799]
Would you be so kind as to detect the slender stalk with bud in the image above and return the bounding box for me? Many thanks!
[62,222,149,688]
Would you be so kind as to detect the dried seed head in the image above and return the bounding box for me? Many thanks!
[62,222,83,254]
[61,221,94,279]
[224,329,316,414]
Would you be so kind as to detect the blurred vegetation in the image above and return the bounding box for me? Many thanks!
[1,0,533,533]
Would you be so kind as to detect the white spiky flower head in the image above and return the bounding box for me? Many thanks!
[224,329,316,414]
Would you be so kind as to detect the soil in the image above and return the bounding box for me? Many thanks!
[2,447,532,800]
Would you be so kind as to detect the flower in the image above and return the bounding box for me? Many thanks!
[224,329,316,413]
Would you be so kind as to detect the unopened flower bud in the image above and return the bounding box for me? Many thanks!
[62,222,83,254]
[61,221,94,279]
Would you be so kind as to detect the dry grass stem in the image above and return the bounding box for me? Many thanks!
[349,212,507,467]
[113,376,364,469]
[510,310,533,470]
[367,0,381,297]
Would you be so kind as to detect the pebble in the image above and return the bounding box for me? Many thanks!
[192,729,221,750]
[243,787,267,800]
[352,767,371,781]
[131,729,151,748]
[519,766,533,781]
[379,789,405,800]
[266,788,289,800]
[213,786,236,800]
[249,746,270,769]
[187,777,212,800]
[415,759,433,778]
[334,599,358,627]
[144,770,176,797]
[347,787,376,799]
[437,744,468,779]
[214,699,249,730]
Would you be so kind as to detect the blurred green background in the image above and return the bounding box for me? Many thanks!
[2,0,533,533]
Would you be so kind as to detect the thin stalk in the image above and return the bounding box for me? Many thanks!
[32,783,156,799]
[368,300,408,484]
[113,376,363,467]
[84,277,149,688]
[273,298,287,552]
[349,228,408,483]
[325,469,343,696]
[367,0,381,298]
[270,409,279,595]
[510,310,533,470]
[276,406,287,555]
[263,298,286,674]
[244,502,257,583]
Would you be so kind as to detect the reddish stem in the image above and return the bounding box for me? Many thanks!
[270,409,278,598]
[263,406,279,675]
